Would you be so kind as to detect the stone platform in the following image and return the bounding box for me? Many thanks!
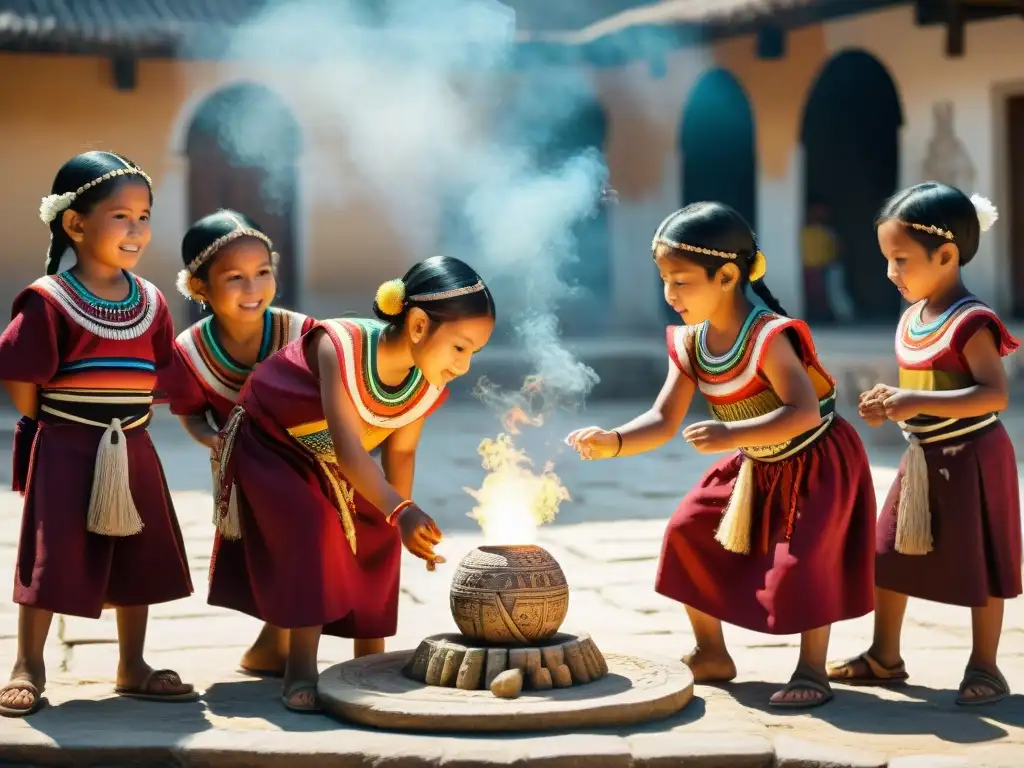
[319,648,692,732]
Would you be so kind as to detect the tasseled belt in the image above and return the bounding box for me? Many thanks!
[37,389,153,537]
[892,413,999,556]
[715,413,834,556]
[212,406,359,555]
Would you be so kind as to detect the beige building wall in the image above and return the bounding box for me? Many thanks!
[2,6,1022,336]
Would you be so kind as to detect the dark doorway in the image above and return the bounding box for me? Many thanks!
[186,83,302,322]
[674,69,757,322]
[801,50,903,324]
[1009,95,1024,319]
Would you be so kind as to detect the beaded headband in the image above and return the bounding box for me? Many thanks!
[176,212,279,302]
[375,278,487,317]
[899,193,999,242]
[39,158,153,225]
[652,234,767,282]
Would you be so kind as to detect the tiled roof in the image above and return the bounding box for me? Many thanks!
[0,0,267,54]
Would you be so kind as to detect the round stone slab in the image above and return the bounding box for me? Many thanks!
[318,649,694,732]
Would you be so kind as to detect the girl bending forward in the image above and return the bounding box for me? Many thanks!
[209,256,495,712]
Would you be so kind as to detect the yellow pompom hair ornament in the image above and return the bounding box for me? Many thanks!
[749,251,767,282]
[375,279,406,316]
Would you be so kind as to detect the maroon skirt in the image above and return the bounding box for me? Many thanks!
[14,421,193,618]
[207,415,402,638]
[876,422,1021,606]
[656,416,876,635]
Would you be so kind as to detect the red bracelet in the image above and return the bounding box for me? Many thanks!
[387,500,415,526]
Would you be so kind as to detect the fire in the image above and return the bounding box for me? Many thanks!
[463,433,570,545]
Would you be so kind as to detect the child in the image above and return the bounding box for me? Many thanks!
[828,183,1020,705]
[210,255,495,712]
[0,151,195,717]
[158,209,315,678]
[566,202,875,708]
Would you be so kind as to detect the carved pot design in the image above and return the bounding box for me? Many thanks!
[450,545,569,645]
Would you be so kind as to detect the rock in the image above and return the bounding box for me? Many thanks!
[440,647,465,687]
[402,640,431,682]
[484,648,508,688]
[529,666,553,690]
[578,633,603,679]
[540,644,565,670]
[551,663,573,688]
[562,639,591,684]
[524,647,542,675]
[489,668,524,699]
[455,648,486,690]
[508,647,529,674]
[425,642,448,686]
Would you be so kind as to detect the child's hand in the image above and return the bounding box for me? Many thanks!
[682,420,737,454]
[565,427,620,460]
[880,389,921,423]
[396,504,446,571]
[859,383,893,406]
[857,398,887,427]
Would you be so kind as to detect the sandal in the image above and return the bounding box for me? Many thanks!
[770,667,834,709]
[827,652,908,686]
[114,669,198,702]
[281,680,322,714]
[0,679,47,718]
[956,666,1009,706]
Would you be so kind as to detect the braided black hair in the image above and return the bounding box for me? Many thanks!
[652,201,789,316]
[373,255,496,330]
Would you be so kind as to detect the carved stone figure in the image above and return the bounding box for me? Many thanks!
[923,101,976,191]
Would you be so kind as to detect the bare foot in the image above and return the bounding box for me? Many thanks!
[0,660,46,715]
[240,645,287,677]
[281,678,321,713]
[682,647,737,683]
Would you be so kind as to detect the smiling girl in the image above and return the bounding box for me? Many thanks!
[829,183,1020,705]
[158,209,315,678]
[208,255,496,712]
[566,202,875,709]
[0,151,195,717]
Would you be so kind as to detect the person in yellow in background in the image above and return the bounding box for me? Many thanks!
[801,201,852,323]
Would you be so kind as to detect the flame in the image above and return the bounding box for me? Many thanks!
[503,406,544,435]
[464,433,570,545]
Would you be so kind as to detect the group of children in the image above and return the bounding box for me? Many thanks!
[0,150,1018,719]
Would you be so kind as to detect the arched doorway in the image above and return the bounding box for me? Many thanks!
[801,50,903,324]
[675,69,757,321]
[186,83,302,319]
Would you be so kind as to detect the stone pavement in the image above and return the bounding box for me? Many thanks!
[1,403,1022,767]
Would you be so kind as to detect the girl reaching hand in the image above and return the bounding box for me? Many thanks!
[567,202,875,709]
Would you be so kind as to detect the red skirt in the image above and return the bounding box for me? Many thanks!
[207,415,402,638]
[14,421,193,618]
[876,422,1021,606]
[656,416,876,635]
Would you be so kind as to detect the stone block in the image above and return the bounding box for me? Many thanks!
[773,735,887,768]
[628,732,774,768]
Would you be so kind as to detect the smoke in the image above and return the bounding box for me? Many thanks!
[189,0,609,414]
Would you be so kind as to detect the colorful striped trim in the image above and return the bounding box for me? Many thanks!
[30,271,158,340]
[895,297,995,367]
[177,308,308,402]
[321,318,443,429]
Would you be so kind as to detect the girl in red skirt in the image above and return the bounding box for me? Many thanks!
[210,255,495,712]
[158,209,315,678]
[567,202,875,708]
[0,151,195,717]
[829,183,1021,705]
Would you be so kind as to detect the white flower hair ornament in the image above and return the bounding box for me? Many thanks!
[39,192,76,224]
[176,224,279,302]
[970,194,998,232]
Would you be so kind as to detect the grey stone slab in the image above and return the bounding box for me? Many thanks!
[774,736,887,768]
[627,732,774,768]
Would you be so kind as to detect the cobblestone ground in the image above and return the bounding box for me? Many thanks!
[0,402,1022,766]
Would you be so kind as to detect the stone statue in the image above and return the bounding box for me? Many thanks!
[922,101,976,190]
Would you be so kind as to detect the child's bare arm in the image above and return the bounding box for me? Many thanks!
[3,381,38,419]
[617,364,696,456]
[178,413,219,449]
[719,334,822,447]
[882,328,1009,422]
[380,419,425,500]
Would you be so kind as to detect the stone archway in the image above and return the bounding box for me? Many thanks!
[801,50,903,324]
[186,83,302,317]
[675,68,757,320]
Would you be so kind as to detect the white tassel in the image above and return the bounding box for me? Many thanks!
[895,437,933,555]
[715,455,754,555]
[86,419,144,537]
[216,485,242,541]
